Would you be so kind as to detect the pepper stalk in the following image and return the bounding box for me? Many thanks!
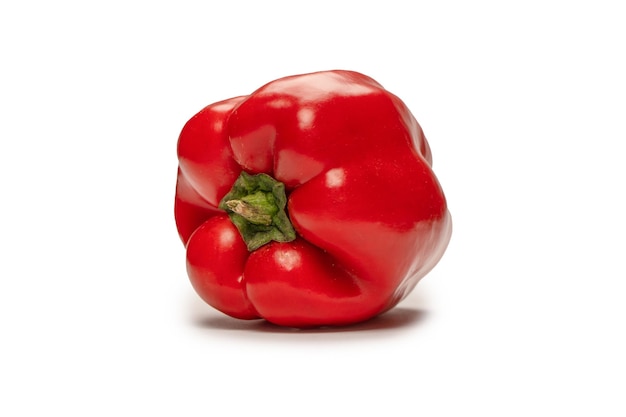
[219,171,296,251]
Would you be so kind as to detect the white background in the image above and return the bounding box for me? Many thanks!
[1,1,625,415]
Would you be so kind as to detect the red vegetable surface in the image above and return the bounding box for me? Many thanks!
[175,70,452,327]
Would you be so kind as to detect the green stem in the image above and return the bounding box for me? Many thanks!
[224,199,273,225]
[219,172,296,251]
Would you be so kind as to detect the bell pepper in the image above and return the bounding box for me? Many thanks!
[174,70,452,328]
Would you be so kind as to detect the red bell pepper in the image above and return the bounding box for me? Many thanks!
[175,70,452,327]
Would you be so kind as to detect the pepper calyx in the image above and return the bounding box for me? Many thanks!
[219,171,296,251]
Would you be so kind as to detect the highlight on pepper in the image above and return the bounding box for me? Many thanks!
[174,70,452,328]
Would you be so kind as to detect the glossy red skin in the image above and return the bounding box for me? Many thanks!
[175,70,452,327]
